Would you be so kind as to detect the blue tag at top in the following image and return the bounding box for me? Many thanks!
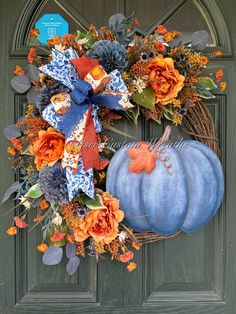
[35,14,69,45]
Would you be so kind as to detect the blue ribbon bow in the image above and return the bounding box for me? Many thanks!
[39,48,131,201]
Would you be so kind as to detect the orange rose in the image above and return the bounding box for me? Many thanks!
[148,55,185,105]
[29,127,65,170]
[74,192,124,244]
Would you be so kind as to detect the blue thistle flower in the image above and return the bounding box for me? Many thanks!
[86,40,127,73]
[36,82,69,112]
[38,163,69,205]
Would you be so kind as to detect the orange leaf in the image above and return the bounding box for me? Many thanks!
[14,216,28,228]
[128,142,157,174]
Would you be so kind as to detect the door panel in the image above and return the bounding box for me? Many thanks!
[0,0,235,313]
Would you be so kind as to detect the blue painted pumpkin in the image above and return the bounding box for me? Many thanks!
[106,137,224,235]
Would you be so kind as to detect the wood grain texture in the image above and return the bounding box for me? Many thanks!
[0,0,235,313]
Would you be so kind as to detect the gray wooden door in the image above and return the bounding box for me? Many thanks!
[0,0,235,313]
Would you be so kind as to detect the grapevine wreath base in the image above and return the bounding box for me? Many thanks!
[2,13,224,274]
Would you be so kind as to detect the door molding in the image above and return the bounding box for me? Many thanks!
[9,0,233,57]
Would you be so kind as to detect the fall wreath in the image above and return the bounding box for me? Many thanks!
[2,14,224,274]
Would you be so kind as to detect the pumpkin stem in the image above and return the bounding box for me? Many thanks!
[160,125,172,143]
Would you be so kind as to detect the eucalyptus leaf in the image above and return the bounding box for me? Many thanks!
[191,30,209,50]
[169,33,183,48]
[66,256,80,276]
[10,75,31,93]
[131,87,156,110]
[1,181,21,204]
[80,194,105,210]
[25,64,40,82]
[27,87,39,104]
[3,124,21,140]
[197,77,217,90]
[66,243,76,258]
[25,184,43,199]
[42,246,63,266]
[108,13,126,29]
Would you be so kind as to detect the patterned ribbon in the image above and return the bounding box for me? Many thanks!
[39,48,133,200]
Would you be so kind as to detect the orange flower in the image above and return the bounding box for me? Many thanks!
[39,199,49,210]
[131,242,141,250]
[28,48,37,64]
[30,29,40,38]
[215,68,224,82]
[61,34,76,45]
[119,251,134,263]
[200,56,208,66]
[37,243,48,252]
[29,127,65,170]
[11,137,23,152]
[212,50,223,57]
[74,192,124,244]
[7,147,16,155]
[164,31,179,43]
[127,262,137,272]
[47,38,54,48]
[148,55,185,105]
[220,82,227,91]
[14,65,25,76]
[50,232,66,242]
[6,226,17,236]
[14,216,28,228]
[52,35,61,45]
[155,41,165,53]
[155,25,168,35]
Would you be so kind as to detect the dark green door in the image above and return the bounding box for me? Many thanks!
[0,0,235,313]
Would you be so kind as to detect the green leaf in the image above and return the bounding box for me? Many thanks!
[156,113,162,124]
[25,184,43,199]
[85,32,95,46]
[198,89,216,99]
[51,202,59,211]
[165,105,173,114]
[131,87,156,110]
[198,77,217,90]
[76,30,86,40]
[164,112,173,121]
[80,194,106,210]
